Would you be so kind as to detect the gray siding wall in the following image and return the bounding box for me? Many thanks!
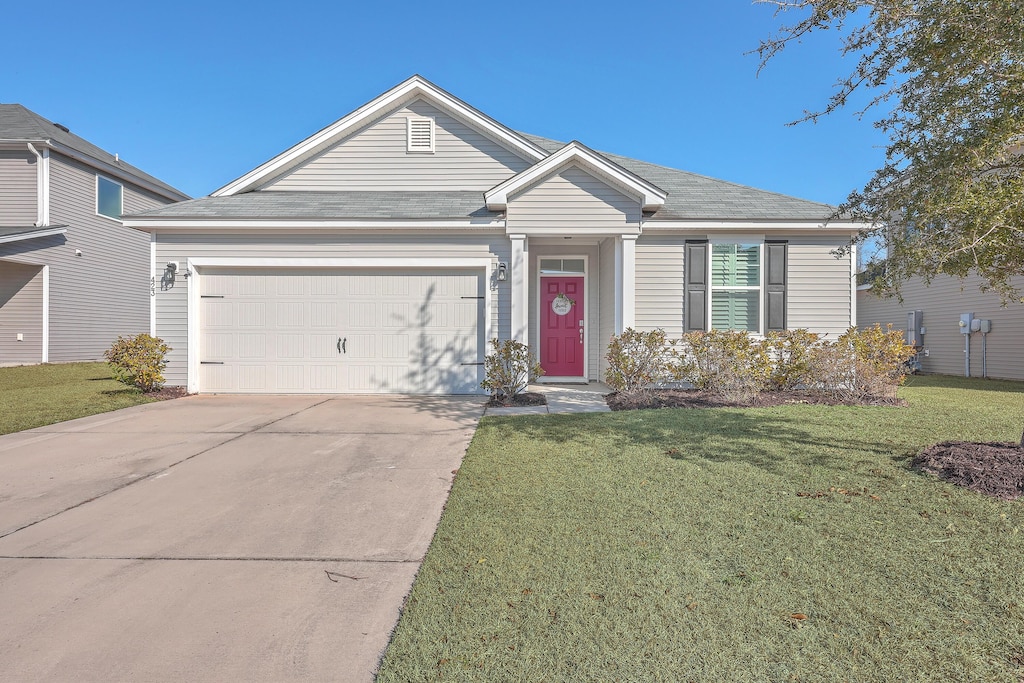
[507,166,641,232]
[262,99,531,192]
[0,153,173,362]
[0,261,43,364]
[858,274,1024,380]
[787,236,853,337]
[153,233,511,387]
[635,236,686,338]
[633,233,853,338]
[0,150,37,225]
[527,243,601,380]
[599,238,616,380]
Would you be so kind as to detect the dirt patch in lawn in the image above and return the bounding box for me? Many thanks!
[484,392,547,408]
[913,441,1024,501]
[606,389,904,411]
[145,386,191,401]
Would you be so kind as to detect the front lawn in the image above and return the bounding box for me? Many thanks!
[377,375,1024,682]
[0,362,158,435]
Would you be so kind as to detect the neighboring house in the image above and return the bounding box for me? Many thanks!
[858,275,1024,381]
[0,105,190,366]
[125,75,862,395]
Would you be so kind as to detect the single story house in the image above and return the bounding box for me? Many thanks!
[1,105,189,365]
[858,275,1024,381]
[125,75,862,394]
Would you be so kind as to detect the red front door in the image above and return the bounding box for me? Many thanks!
[540,276,584,377]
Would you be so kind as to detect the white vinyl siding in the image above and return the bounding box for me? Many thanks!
[0,261,44,364]
[153,233,511,388]
[635,237,686,337]
[0,150,38,226]
[261,100,531,191]
[198,268,483,394]
[858,274,1024,381]
[506,166,641,232]
[710,243,760,332]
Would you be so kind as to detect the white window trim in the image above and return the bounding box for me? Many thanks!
[96,174,124,221]
[406,116,435,153]
[706,236,765,335]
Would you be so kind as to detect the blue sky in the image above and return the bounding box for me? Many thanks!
[1,0,885,205]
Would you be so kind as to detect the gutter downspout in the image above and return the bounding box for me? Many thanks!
[26,142,50,227]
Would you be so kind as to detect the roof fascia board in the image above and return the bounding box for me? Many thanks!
[211,76,549,197]
[643,219,865,231]
[44,141,190,202]
[486,141,667,211]
[0,226,68,244]
[123,218,506,232]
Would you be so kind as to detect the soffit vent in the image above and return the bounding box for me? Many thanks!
[407,117,434,153]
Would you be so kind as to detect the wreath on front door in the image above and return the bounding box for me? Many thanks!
[551,292,575,316]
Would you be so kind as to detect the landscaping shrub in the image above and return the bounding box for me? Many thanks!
[673,330,771,402]
[481,338,543,400]
[605,328,672,394]
[808,325,915,402]
[762,329,822,390]
[104,334,170,392]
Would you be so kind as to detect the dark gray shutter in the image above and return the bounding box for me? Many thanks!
[684,240,708,332]
[764,241,788,331]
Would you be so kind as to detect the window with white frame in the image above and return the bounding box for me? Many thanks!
[96,175,123,219]
[710,242,760,332]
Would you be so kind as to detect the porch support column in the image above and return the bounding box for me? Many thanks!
[614,234,638,333]
[509,233,528,343]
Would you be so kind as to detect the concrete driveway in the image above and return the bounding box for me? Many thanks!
[0,394,482,682]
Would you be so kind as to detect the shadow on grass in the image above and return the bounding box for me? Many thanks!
[493,407,913,476]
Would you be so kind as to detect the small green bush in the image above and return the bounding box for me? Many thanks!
[605,328,672,394]
[674,330,771,402]
[104,334,170,392]
[481,339,543,400]
[763,329,823,390]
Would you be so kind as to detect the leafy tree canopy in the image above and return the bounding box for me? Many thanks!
[757,0,1024,302]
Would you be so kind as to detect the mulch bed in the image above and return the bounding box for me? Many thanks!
[144,386,191,401]
[913,441,1024,501]
[606,389,904,411]
[484,392,547,408]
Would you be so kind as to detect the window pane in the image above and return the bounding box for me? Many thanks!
[711,244,759,287]
[711,290,759,331]
[539,259,562,273]
[562,259,585,273]
[97,177,123,219]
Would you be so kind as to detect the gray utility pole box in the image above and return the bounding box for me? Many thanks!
[980,319,992,333]
[959,312,974,334]
[906,310,924,347]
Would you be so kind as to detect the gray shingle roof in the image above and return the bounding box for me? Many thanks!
[0,104,188,201]
[520,134,836,221]
[131,191,500,220]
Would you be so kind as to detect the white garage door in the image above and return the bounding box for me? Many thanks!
[198,268,485,394]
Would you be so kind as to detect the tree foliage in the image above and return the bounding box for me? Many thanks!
[757,0,1024,301]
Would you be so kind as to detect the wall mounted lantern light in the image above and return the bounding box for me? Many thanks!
[496,262,508,282]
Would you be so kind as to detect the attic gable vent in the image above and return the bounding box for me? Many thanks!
[407,117,434,153]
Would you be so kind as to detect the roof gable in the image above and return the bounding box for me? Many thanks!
[485,141,667,212]
[213,75,549,197]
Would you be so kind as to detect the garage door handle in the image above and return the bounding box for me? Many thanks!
[338,337,346,354]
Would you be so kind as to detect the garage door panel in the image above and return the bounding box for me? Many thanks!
[198,268,484,394]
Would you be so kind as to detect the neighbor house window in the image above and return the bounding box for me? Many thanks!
[97,176,123,219]
[710,243,760,332]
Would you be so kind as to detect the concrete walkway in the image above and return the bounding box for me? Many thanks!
[484,382,612,417]
[0,395,482,682]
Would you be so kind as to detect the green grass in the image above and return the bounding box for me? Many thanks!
[0,362,158,435]
[378,375,1024,682]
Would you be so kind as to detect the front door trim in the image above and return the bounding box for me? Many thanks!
[535,254,588,382]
